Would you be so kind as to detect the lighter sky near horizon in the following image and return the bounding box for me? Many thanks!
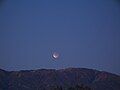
[0,0,120,74]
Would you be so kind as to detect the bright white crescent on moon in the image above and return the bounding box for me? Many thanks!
[52,52,59,59]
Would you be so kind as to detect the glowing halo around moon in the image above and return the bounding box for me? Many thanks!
[52,52,59,59]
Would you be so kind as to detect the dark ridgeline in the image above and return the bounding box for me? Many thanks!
[0,68,120,90]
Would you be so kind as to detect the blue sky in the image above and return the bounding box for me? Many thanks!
[0,0,120,74]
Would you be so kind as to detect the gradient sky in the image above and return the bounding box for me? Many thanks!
[0,0,120,74]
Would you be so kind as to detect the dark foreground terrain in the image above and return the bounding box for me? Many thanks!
[0,68,120,90]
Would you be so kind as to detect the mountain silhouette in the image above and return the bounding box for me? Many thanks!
[0,68,120,90]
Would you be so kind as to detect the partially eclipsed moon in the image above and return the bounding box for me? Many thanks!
[52,52,59,59]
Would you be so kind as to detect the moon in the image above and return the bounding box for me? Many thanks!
[52,52,59,59]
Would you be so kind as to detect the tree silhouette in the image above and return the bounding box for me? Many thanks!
[48,84,91,90]
[74,84,91,90]
[49,85,63,90]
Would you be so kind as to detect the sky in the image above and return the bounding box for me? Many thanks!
[0,0,120,74]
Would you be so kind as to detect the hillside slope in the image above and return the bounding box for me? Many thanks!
[0,68,120,90]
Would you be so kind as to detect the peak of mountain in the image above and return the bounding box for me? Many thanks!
[0,67,120,90]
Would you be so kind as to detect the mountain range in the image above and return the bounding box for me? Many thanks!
[0,67,120,90]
